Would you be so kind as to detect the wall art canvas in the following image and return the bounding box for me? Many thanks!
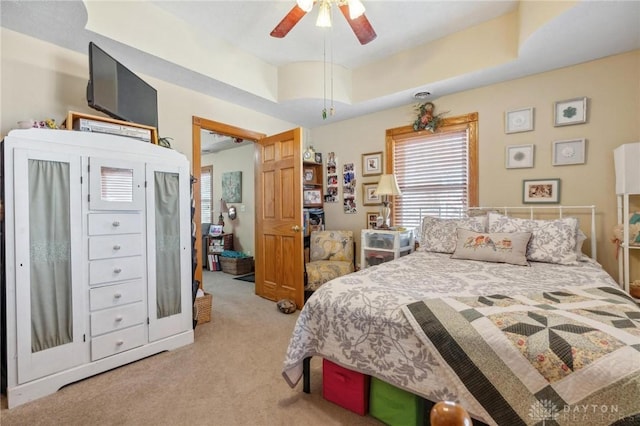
[221,171,242,202]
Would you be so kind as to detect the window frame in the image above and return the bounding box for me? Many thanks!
[200,165,213,224]
[385,112,479,225]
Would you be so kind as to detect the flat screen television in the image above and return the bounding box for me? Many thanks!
[87,42,158,130]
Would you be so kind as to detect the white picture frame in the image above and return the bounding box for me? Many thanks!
[554,97,587,126]
[505,107,534,134]
[552,138,586,166]
[505,144,534,169]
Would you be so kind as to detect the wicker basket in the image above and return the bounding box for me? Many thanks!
[220,256,254,275]
[194,292,212,323]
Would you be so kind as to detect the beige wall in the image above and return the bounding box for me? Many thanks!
[0,29,296,160]
[2,28,638,281]
[311,50,640,279]
[202,144,255,256]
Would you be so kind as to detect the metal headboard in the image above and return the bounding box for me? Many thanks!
[466,205,597,260]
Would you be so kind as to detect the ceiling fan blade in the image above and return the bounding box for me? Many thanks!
[271,4,307,38]
[338,4,377,45]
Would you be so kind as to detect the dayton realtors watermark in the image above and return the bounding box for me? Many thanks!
[529,400,623,424]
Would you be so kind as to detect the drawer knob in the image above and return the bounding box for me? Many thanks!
[113,268,122,274]
[113,244,121,251]
[116,340,124,346]
[114,292,122,299]
[115,315,123,322]
[112,221,121,227]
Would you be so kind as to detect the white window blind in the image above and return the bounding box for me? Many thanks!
[201,166,213,223]
[392,129,470,230]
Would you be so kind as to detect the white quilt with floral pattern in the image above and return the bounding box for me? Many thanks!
[282,251,637,424]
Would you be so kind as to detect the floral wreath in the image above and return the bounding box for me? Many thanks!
[413,102,447,132]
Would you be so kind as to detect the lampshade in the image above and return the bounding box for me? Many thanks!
[374,174,402,197]
[316,0,332,27]
[347,0,366,19]
[219,199,229,213]
[296,0,314,12]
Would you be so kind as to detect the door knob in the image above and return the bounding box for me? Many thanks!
[291,225,301,232]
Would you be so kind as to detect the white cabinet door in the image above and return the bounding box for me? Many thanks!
[13,149,87,383]
[89,157,145,211]
[146,163,192,341]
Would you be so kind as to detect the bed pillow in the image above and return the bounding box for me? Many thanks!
[451,229,531,266]
[419,215,487,253]
[487,212,579,265]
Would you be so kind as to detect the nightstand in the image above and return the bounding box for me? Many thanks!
[361,229,414,269]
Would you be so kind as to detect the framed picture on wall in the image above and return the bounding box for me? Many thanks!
[362,183,381,205]
[552,138,586,166]
[505,107,534,134]
[366,212,379,229]
[554,97,587,126]
[362,152,383,176]
[505,144,534,169]
[523,178,561,204]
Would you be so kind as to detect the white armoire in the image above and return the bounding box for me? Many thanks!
[2,128,194,408]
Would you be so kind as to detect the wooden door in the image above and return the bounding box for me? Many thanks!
[254,128,305,309]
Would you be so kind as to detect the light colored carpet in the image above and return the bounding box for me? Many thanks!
[1,271,381,425]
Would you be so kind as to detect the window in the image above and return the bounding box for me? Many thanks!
[201,165,213,223]
[386,113,478,231]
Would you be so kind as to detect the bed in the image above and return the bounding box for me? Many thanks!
[282,207,640,425]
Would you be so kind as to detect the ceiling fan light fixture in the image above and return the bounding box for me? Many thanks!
[316,0,332,27]
[347,0,365,19]
[296,0,314,13]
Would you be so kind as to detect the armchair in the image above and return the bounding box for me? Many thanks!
[304,230,355,296]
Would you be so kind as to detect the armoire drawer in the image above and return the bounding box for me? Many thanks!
[89,234,143,260]
[90,280,144,311]
[89,256,143,285]
[88,213,142,236]
[90,302,146,336]
[91,325,146,361]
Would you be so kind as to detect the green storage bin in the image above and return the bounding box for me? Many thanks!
[369,377,425,426]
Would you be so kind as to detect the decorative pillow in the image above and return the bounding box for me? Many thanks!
[418,215,487,254]
[451,229,531,266]
[487,212,578,265]
[575,229,588,259]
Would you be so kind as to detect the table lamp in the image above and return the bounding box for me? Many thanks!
[373,174,402,229]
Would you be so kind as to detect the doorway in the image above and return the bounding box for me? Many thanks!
[191,116,265,288]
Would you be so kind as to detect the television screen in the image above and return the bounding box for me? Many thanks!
[87,42,158,130]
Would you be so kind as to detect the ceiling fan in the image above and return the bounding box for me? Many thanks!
[271,0,377,45]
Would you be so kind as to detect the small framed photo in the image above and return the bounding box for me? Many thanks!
[362,152,383,177]
[362,182,381,206]
[523,179,561,204]
[505,144,534,169]
[552,138,586,166]
[554,97,587,127]
[303,188,323,207]
[366,212,379,229]
[304,168,314,182]
[505,107,534,134]
[314,152,323,164]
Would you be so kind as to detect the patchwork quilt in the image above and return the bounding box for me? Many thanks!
[282,251,640,425]
[404,286,640,425]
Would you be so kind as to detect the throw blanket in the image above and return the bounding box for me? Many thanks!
[403,286,640,426]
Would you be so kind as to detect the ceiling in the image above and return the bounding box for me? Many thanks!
[2,0,640,154]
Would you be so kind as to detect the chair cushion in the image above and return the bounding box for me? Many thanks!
[310,230,354,262]
[305,260,354,291]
